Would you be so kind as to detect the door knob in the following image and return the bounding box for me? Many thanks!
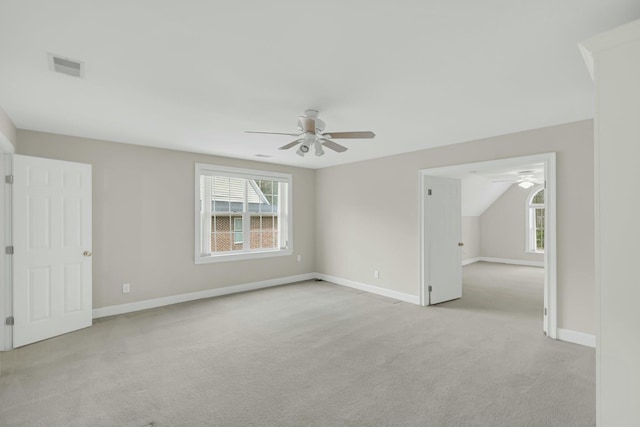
[458,242,464,247]
[83,251,92,257]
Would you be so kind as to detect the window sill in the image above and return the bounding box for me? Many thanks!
[195,248,292,264]
[525,250,545,254]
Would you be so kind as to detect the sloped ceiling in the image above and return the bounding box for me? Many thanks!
[1,1,639,168]
[462,176,512,217]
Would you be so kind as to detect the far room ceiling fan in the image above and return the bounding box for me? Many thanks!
[245,109,375,157]
[491,171,543,189]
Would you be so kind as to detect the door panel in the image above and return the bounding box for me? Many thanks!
[425,176,462,304]
[13,155,92,347]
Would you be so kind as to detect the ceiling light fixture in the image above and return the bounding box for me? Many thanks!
[296,143,310,157]
[518,180,535,189]
[314,141,325,157]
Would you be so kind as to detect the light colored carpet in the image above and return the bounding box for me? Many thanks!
[0,262,594,426]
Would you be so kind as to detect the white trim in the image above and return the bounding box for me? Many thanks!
[194,247,293,264]
[93,272,420,320]
[462,257,481,266]
[93,273,315,319]
[475,257,544,268]
[194,162,294,264]
[579,19,640,58]
[0,151,12,351]
[557,328,596,348]
[0,127,13,348]
[315,273,420,305]
[0,133,15,155]
[419,152,557,339]
[525,185,545,253]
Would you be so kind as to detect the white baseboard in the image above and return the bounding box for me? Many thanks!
[315,273,420,305]
[470,257,544,268]
[92,273,316,319]
[557,328,596,348]
[462,257,481,266]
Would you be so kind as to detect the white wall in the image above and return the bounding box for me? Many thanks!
[582,19,640,427]
[480,184,544,264]
[461,216,480,261]
[0,106,16,150]
[17,130,316,309]
[316,120,595,334]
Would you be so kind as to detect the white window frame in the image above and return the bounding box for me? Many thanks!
[195,163,293,264]
[526,185,545,253]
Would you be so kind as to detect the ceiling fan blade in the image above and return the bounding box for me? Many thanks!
[322,131,375,139]
[299,116,316,134]
[245,131,302,136]
[320,139,348,153]
[278,139,304,150]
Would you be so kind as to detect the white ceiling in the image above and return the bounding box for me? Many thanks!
[1,1,639,169]
[427,160,545,216]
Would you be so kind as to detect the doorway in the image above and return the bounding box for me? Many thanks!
[420,153,557,338]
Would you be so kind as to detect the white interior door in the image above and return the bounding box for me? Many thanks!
[425,175,462,305]
[13,155,92,347]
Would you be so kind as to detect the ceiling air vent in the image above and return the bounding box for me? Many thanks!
[48,53,84,78]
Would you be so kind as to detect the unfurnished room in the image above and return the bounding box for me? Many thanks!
[1,2,640,426]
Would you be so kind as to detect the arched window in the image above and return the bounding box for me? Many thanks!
[526,187,545,252]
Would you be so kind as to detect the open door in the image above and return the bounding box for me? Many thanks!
[12,155,92,347]
[424,175,462,305]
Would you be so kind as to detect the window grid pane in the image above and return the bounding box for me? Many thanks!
[202,175,285,254]
[535,208,545,250]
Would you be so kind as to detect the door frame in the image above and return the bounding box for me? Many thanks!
[0,135,14,352]
[419,152,557,339]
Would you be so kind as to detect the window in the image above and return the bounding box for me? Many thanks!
[233,217,243,244]
[526,187,545,253]
[195,163,292,263]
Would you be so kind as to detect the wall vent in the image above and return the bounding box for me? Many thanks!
[48,53,84,78]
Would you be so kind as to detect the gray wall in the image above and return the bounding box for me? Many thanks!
[17,130,316,309]
[480,184,544,263]
[461,216,480,261]
[316,120,595,334]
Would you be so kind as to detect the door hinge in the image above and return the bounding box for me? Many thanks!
[5,246,13,255]
[428,285,432,292]
[544,307,547,316]
[5,316,14,326]
[5,175,13,184]
[427,189,432,196]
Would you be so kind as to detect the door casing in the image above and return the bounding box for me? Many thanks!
[0,137,13,352]
[419,153,557,338]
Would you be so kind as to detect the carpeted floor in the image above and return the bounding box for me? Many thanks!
[0,262,595,426]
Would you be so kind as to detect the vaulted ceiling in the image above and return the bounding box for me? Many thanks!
[1,1,639,169]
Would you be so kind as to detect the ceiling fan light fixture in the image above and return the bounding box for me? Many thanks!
[518,181,535,189]
[246,110,375,157]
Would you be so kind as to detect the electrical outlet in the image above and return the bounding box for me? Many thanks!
[297,254,302,262]
[122,283,130,294]
[374,270,379,279]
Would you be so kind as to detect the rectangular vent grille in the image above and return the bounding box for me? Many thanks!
[48,53,84,78]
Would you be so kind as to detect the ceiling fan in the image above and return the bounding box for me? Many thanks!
[245,109,375,157]
[491,171,543,189]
